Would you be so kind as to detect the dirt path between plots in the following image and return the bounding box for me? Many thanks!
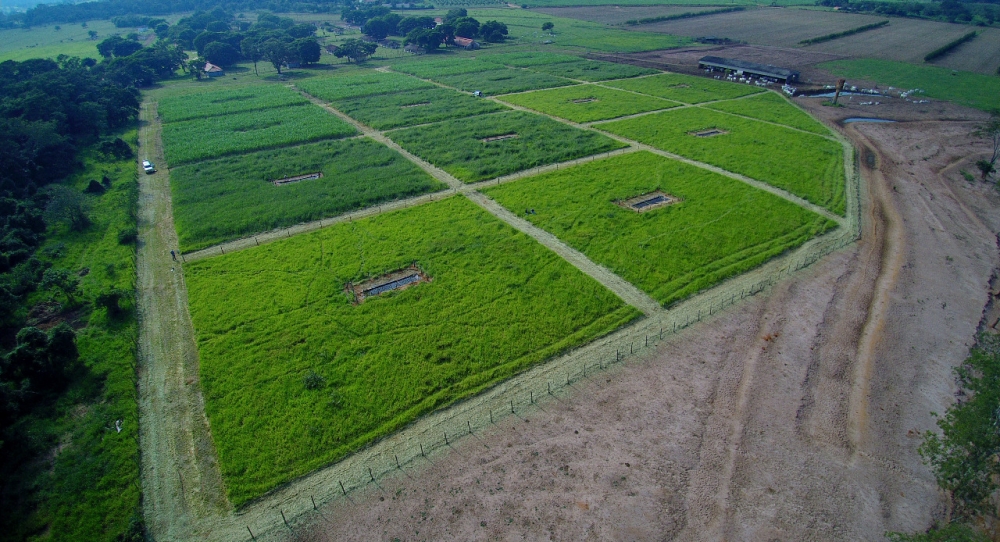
[293,111,1000,540]
[136,102,230,539]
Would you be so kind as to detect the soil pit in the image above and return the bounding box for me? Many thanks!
[482,133,519,143]
[691,129,728,138]
[272,172,323,186]
[572,98,598,104]
[616,190,679,213]
[347,264,431,304]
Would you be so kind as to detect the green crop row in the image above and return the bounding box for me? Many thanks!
[703,91,831,135]
[484,152,836,307]
[499,84,678,123]
[157,84,309,123]
[434,67,574,96]
[295,72,436,103]
[604,72,764,104]
[482,51,586,67]
[389,57,505,78]
[160,104,357,166]
[389,110,626,182]
[598,107,845,214]
[526,60,659,82]
[332,87,509,130]
[185,196,639,506]
[170,138,444,252]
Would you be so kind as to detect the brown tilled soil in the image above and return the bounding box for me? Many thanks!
[294,103,1000,539]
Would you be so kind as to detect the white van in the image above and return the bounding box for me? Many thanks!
[142,160,155,174]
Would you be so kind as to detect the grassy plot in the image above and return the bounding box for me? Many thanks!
[526,60,659,82]
[434,67,574,95]
[160,104,357,166]
[483,51,586,67]
[484,152,836,307]
[819,58,1000,111]
[704,92,830,135]
[0,20,119,62]
[389,110,626,182]
[598,108,845,214]
[157,84,309,123]
[333,87,508,130]
[186,196,639,506]
[389,57,505,78]
[604,72,764,104]
[499,85,678,123]
[295,72,436,103]
[170,138,443,251]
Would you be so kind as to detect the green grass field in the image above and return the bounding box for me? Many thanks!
[598,108,845,214]
[526,59,659,81]
[157,84,309,123]
[333,87,509,130]
[170,138,444,251]
[295,72,436,102]
[483,51,586,67]
[0,20,119,62]
[160,104,357,166]
[389,110,626,182]
[434,67,574,95]
[604,73,765,104]
[818,58,1000,112]
[484,152,836,306]
[185,196,639,506]
[499,84,678,123]
[389,57,505,78]
[704,91,831,135]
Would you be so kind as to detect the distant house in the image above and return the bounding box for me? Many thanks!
[325,44,339,55]
[453,36,480,50]
[433,17,443,25]
[204,62,225,77]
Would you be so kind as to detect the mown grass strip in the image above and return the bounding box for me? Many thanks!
[388,110,626,182]
[500,85,679,123]
[186,195,639,506]
[170,138,444,252]
[798,20,888,46]
[924,30,978,62]
[160,104,357,166]
[481,51,586,67]
[434,67,575,96]
[623,6,745,26]
[332,87,509,130]
[598,107,845,214]
[389,57,506,78]
[703,91,830,135]
[484,151,836,307]
[526,59,658,82]
[603,72,764,104]
[295,72,436,102]
[157,84,308,123]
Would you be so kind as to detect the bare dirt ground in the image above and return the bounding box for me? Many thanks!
[290,104,1000,540]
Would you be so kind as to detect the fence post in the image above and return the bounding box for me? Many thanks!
[312,495,317,510]
[340,481,347,495]
[248,526,256,540]
[395,454,401,469]
[281,510,289,528]
[468,420,473,434]
[369,467,375,482]
[510,399,514,413]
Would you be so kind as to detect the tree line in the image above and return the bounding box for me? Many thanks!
[816,0,1000,27]
[347,6,507,51]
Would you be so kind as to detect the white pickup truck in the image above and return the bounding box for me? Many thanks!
[142,160,155,174]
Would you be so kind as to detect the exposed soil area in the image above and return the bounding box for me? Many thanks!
[294,106,1000,540]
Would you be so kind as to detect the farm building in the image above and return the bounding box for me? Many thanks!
[453,37,481,50]
[698,56,799,83]
[204,62,225,77]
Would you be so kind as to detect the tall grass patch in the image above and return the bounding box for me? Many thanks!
[389,57,506,78]
[157,85,309,123]
[434,68,574,96]
[499,85,678,123]
[388,110,626,182]
[604,72,764,104]
[484,152,836,307]
[160,104,357,166]
[170,138,444,251]
[185,196,639,506]
[598,108,845,214]
[704,92,830,135]
[483,51,586,67]
[295,72,436,102]
[333,87,508,130]
[526,60,659,82]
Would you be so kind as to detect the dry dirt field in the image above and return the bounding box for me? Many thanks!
[281,94,1000,540]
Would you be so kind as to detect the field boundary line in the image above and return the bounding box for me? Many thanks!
[465,146,640,190]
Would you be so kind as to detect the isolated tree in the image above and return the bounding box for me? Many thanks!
[973,109,1000,181]
[293,39,321,65]
[453,17,480,39]
[334,39,377,63]
[44,185,89,231]
[87,30,98,40]
[241,37,262,75]
[362,17,394,40]
[41,268,79,306]
[541,21,554,32]
[480,20,508,42]
[204,42,241,67]
[287,23,317,39]
[261,39,290,73]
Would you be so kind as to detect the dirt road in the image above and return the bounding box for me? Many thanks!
[295,107,1000,540]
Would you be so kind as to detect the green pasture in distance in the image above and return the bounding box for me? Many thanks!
[389,57,505,78]
[598,108,845,214]
[435,67,573,95]
[157,84,309,123]
[185,196,639,506]
[483,51,586,67]
[0,20,118,62]
[604,72,764,104]
[704,92,830,136]
[818,58,1000,112]
[499,85,678,123]
[170,138,443,252]
[335,87,509,130]
[469,9,691,52]
[527,59,659,81]
[295,71,436,102]
[160,104,357,166]
[389,110,626,182]
[484,152,835,306]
